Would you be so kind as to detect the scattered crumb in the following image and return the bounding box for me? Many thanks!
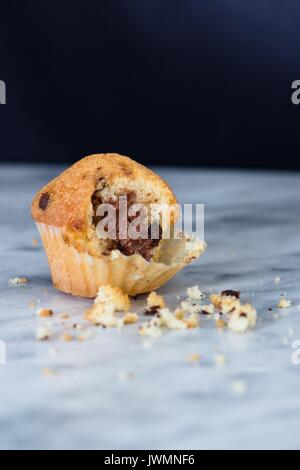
[77,334,88,341]
[29,300,37,308]
[36,308,53,318]
[231,380,247,395]
[221,289,240,299]
[36,326,51,341]
[73,323,83,330]
[188,353,201,363]
[214,354,227,366]
[187,285,205,300]
[210,292,257,333]
[140,306,200,337]
[277,297,292,309]
[32,238,39,247]
[60,333,73,342]
[180,300,201,315]
[60,313,70,319]
[85,285,131,327]
[274,276,281,284]
[215,319,226,329]
[123,312,138,324]
[9,277,28,286]
[118,371,134,381]
[200,303,215,315]
[42,367,58,377]
[147,291,165,309]
[186,313,199,329]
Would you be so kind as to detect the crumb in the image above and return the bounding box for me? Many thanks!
[146,291,165,309]
[268,307,272,311]
[74,323,83,330]
[123,312,138,324]
[214,354,226,366]
[77,334,88,341]
[85,284,131,326]
[42,367,58,377]
[180,300,201,314]
[36,326,51,341]
[187,285,205,300]
[60,313,70,319]
[215,319,226,329]
[174,308,185,320]
[186,313,199,329]
[95,284,131,311]
[210,292,256,333]
[36,308,53,318]
[29,300,37,308]
[274,276,281,283]
[118,371,134,381]
[231,380,247,395]
[188,353,201,363]
[9,277,28,286]
[200,303,214,315]
[144,306,160,316]
[228,313,250,333]
[221,289,240,299]
[60,333,73,342]
[32,238,39,247]
[277,297,292,309]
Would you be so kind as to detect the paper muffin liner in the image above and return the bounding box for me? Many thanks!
[36,223,206,298]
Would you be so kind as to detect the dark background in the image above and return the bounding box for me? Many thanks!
[1,0,300,168]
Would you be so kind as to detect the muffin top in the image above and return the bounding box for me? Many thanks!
[32,154,178,260]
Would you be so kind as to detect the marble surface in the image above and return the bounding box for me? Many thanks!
[0,164,300,450]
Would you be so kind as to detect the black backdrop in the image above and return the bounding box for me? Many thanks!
[1,0,300,168]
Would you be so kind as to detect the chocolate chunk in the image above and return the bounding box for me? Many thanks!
[144,306,159,316]
[39,192,50,211]
[221,289,240,298]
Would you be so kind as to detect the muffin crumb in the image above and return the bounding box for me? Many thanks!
[187,285,205,300]
[277,297,292,308]
[36,326,51,341]
[9,277,28,286]
[123,312,138,324]
[36,308,53,318]
[60,333,73,342]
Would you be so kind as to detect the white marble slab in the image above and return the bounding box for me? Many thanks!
[0,164,299,450]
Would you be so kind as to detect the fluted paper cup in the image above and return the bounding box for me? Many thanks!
[36,223,206,298]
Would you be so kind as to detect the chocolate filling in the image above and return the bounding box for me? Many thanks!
[92,189,162,261]
[39,192,50,211]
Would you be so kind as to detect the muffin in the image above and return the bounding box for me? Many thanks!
[32,153,206,297]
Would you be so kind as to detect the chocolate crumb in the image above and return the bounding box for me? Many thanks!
[221,289,240,299]
[268,307,272,311]
[39,192,50,211]
[240,313,247,318]
[144,306,159,316]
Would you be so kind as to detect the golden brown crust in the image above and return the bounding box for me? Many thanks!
[31,153,177,233]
